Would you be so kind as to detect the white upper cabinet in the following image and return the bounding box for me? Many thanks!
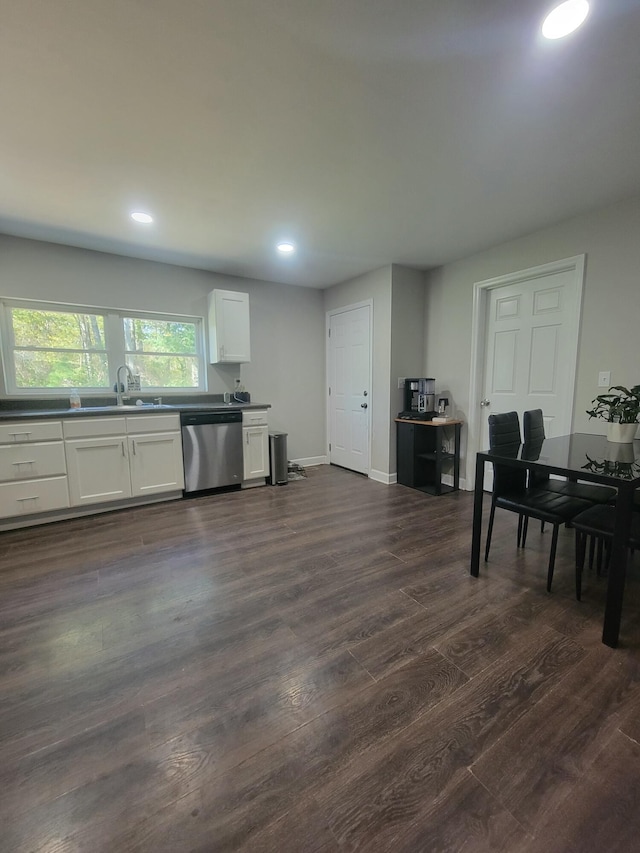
[208,289,251,363]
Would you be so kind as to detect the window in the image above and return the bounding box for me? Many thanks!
[123,316,201,389]
[0,300,206,395]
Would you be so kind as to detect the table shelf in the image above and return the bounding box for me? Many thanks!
[395,418,462,496]
[417,451,455,462]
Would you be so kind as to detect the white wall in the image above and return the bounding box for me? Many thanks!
[0,235,326,462]
[424,193,640,484]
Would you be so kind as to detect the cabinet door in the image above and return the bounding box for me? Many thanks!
[0,441,67,482]
[243,425,268,479]
[208,289,251,363]
[0,476,69,519]
[129,432,185,496]
[65,437,132,506]
[0,420,63,443]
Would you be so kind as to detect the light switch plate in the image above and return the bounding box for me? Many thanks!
[598,371,611,388]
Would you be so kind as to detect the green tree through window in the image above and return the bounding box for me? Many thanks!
[2,303,205,393]
[123,317,199,388]
[11,307,109,389]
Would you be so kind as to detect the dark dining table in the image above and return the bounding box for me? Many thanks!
[470,432,640,648]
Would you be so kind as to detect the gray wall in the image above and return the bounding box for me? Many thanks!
[424,193,640,484]
[390,265,426,471]
[0,235,326,462]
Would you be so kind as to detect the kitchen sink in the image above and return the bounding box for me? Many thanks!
[69,404,176,413]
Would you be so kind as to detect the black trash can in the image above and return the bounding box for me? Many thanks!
[268,432,288,485]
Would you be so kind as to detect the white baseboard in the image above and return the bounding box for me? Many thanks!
[370,469,396,485]
[291,455,327,468]
[293,460,466,490]
[441,473,468,490]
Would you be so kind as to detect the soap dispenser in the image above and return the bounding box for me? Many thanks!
[69,389,81,409]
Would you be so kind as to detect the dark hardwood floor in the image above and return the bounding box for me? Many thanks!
[1,465,640,852]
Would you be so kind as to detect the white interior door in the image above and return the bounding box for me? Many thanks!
[479,262,583,490]
[328,304,371,475]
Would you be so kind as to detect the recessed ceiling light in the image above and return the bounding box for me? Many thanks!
[131,211,153,224]
[542,0,589,39]
[276,242,295,254]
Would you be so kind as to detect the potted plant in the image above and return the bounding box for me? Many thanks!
[586,384,640,443]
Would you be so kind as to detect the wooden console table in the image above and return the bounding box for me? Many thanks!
[395,418,462,495]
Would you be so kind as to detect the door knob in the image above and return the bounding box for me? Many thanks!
[480,399,491,408]
[361,403,368,409]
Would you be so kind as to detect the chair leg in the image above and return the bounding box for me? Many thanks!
[546,524,560,592]
[520,515,529,548]
[485,502,496,562]
[541,520,545,533]
[575,530,587,601]
[596,538,604,576]
[588,535,596,570]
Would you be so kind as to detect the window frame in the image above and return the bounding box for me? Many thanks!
[0,298,207,397]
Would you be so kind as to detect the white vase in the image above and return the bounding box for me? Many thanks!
[606,422,639,443]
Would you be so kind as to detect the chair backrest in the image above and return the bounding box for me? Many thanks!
[488,411,526,494]
[522,409,548,488]
[523,409,545,443]
[488,411,521,448]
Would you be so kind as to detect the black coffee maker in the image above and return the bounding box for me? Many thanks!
[400,378,436,419]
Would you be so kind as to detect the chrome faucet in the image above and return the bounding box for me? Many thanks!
[115,364,133,406]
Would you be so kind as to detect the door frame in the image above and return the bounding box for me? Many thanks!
[325,299,373,476]
[467,254,586,490]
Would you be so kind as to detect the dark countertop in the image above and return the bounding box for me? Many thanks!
[0,403,271,421]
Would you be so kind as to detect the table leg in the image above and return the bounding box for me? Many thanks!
[434,429,443,496]
[602,482,634,647]
[470,453,485,577]
[453,424,461,491]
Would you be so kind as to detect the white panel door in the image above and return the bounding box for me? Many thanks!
[328,305,371,475]
[481,269,581,489]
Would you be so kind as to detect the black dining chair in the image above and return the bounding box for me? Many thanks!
[522,409,618,569]
[485,411,594,593]
[572,503,640,600]
[522,409,618,504]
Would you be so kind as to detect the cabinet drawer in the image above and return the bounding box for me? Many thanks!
[0,442,67,482]
[126,414,181,434]
[242,409,268,427]
[63,417,127,438]
[0,420,63,443]
[0,476,69,518]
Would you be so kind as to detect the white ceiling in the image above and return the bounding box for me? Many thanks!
[2,0,640,288]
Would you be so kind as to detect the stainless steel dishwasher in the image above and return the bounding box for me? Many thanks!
[181,410,243,492]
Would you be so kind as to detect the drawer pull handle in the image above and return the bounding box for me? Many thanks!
[132,439,136,455]
[9,431,32,439]
[12,460,36,465]
[16,495,38,502]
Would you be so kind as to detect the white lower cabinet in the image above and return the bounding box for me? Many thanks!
[129,432,185,496]
[65,435,132,506]
[242,409,269,481]
[64,413,183,508]
[0,420,69,519]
